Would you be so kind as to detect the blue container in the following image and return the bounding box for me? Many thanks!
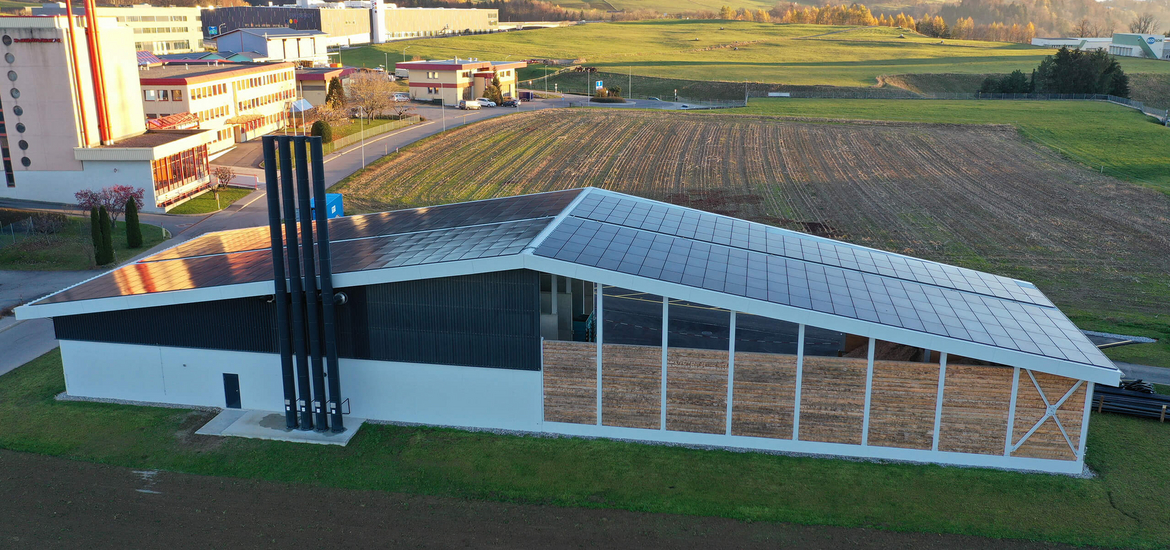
[310,193,344,219]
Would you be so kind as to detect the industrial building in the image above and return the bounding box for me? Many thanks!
[201,0,498,48]
[295,66,354,107]
[0,15,212,211]
[16,187,1120,474]
[210,27,329,66]
[398,58,525,105]
[139,61,297,155]
[31,3,205,55]
[1032,33,1169,60]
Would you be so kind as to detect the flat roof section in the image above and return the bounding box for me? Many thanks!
[100,130,208,149]
[139,62,295,85]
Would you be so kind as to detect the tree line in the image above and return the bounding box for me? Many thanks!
[979,47,1130,97]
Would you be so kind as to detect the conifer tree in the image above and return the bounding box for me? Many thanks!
[125,198,142,249]
[97,206,114,265]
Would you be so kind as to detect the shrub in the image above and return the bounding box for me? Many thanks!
[590,96,627,103]
[96,206,114,265]
[311,120,333,144]
[29,212,66,234]
[125,198,142,249]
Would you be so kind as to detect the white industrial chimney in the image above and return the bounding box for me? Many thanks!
[370,0,387,44]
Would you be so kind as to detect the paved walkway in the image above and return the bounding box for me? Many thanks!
[1114,362,1170,385]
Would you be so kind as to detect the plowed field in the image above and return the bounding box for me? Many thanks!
[334,109,1170,319]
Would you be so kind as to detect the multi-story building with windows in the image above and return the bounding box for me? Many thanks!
[398,58,525,106]
[32,4,205,55]
[139,62,297,155]
[0,15,213,212]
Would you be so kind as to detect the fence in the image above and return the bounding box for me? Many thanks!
[0,216,32,248]
[325,115,421,154]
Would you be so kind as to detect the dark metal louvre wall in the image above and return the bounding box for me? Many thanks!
[200,7,323,37]
[362,270,540,370]
[53,298,278,353]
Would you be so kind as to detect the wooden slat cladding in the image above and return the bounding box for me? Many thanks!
[542,340,596,425]
[938,365,1013,455]
[867,360,939,450]
[602,343,662,429]
[666,347,729,434]
[799,356,867,445]
[731,351,796,439]
[1011,371,1085,461]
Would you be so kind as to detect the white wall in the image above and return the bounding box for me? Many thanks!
[341,358,542,431]
[60,340,285,410]
[0,159,162,212]
[57,341,543,430]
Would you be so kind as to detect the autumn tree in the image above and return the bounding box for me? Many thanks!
[347,72,393,120]
[718,5,733,20]
[75,186,145,229]
[212,165,236,210]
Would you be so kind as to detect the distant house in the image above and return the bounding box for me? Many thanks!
[295,67,356,108]
[211,27,329,66]
[397,58,526,106]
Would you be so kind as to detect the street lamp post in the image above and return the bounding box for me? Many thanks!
[358,106,366,167]
[402,45,411,64]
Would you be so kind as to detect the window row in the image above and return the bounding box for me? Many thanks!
[192,83,226,100]
[233,71,293,91]
[143,89,183,101]
[240,112,286,132]
[237,89,293,111]
[196,105,228,123]
[151,145,208,196]
[134,39,193,52]
[132,27,190,35]
[117,15,189,22]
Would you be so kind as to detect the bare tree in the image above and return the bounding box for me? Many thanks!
[390,99,417,120]
[347,72,394,121]
[1076,17,1092,38]
[1129,13,1159,35]
[212,165,236,210]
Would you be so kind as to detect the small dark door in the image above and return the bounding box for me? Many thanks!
[223,373,241,409]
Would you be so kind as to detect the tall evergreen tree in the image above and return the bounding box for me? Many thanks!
[96,206,114,265]
[89,206,100,251]
[125,198,142,249]
[325,77,346,108]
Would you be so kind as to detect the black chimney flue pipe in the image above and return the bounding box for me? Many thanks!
[262,137,298,430]
[294,138,328,431]
[278,137,313,431]
[311,137,345,433]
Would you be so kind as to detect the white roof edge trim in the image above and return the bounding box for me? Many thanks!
[521,255,1121,386]
[524,187,594,253]
[584,187,1040,288]
[16,281,276,320]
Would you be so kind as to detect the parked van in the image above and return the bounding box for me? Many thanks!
[394,68,409,79]
[458,99,481,110]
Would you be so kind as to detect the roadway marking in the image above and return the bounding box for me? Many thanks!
[322,121,437,164]
[239,192,267,210]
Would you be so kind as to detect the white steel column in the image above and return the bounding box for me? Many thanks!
[725,311,736,435]
[931,352,948,452]
[660,296,669,431]
[861,337,876,446]
[1077,382,1095,460]
[539,336,546,426]
[1004,366,1021,456]
[793,324,805,441]
[595,283,603,426]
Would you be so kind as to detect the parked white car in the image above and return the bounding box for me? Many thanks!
[392,92,411,102]
[475,97,497,107]
[458,99,482,110]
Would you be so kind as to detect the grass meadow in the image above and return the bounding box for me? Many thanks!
[347,21,1170,88]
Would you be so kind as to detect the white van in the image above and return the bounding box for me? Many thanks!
[392,92,410,102]
[394,68,409,79]
[458,99,481,110]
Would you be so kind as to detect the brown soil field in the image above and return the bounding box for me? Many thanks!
[334,109,1170,318]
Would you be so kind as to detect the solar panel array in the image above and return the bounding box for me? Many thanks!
[533,191,1109,368]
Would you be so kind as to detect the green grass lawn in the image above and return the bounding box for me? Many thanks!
[1,349,1168,548]
[352,21,1170,88]
[0,216,166,270]
[167,187,254,215]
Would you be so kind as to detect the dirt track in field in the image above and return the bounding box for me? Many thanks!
[0,449,1104,549]
[335,109,1170,316]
